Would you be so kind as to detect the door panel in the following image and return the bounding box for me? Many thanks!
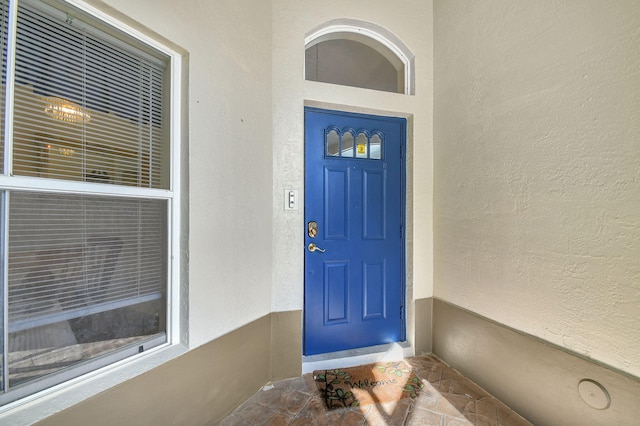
[304,107,406,356]
[325,261,349,323]
[363,261,385,320]
[363,169,385,239]
[325,167,348,239]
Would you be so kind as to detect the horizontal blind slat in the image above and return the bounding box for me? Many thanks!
[8,191,167,325]
[12,2,167,189]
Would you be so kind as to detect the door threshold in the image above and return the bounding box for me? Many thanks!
[302,342,413,374]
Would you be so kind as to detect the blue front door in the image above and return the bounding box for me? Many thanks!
[304,107,406,356]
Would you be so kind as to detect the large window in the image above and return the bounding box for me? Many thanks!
[0,0,177,405]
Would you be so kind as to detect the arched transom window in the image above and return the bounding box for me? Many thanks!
[305,19,415,95]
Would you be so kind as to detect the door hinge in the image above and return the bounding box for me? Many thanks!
[400,305,404,319]
[400,224,403,238]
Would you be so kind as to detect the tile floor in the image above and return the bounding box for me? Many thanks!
[220,354,532,425]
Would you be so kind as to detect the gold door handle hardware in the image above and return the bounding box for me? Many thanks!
[307,243,326,253]
[308,221,318,238]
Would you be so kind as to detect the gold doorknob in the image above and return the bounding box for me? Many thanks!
[307,243,326,253]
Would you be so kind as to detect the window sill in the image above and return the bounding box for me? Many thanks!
[0,343,187,425]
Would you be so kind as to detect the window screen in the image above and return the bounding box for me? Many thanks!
[7,191,167,386]
[0,0,173,405]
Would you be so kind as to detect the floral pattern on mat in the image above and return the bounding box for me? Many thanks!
[313,361,424,409]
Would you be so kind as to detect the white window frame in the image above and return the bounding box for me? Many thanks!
[305,18,416,96]
[0,0,183,416]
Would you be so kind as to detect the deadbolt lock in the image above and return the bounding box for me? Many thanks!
[307,221,318,238]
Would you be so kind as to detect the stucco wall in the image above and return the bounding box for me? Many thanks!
[434,0,640,377]
[271,0,434,327]
[95,0,435,352]
[98,0,274,348]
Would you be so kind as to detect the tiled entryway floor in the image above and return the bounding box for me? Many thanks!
[220,354,532,425]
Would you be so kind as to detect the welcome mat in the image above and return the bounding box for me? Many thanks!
[313,360,424,409]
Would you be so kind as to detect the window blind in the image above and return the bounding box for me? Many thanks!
[7,191,167,333]
[12,1,167,188]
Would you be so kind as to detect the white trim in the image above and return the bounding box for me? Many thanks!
[1,192,8,391]
[302,342,414,374]
[305,19,416,95]
[0,175,174,199]
[168,45,182,346]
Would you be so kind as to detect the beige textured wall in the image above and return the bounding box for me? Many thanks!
[271,0,434,323]
[7,0,432,422]
[96,0,275,348]
[434,0,640,377]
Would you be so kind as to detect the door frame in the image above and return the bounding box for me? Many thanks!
[303,106,408,355]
